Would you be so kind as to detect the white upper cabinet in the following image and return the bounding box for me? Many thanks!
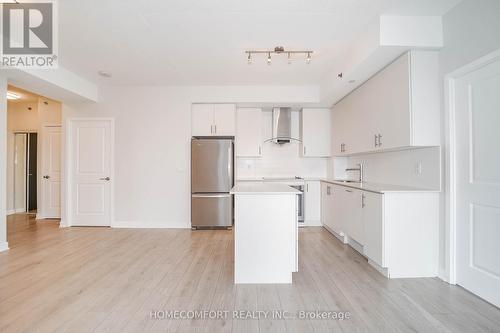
[192,104,236,136]
[236,108,262,157]
[300,108,331,157]
[332,51,440,156]
[213,104,236,136]
[192,104,214,136]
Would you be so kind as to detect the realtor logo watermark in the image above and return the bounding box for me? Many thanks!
[1,0,58,68]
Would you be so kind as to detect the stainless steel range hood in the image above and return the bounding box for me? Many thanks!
[272,107,292,144]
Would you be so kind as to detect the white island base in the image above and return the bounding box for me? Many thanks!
[231,183,299,284]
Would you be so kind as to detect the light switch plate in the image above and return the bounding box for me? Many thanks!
[415,162,422,176]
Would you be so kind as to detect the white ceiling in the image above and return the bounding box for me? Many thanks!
[59,0,461,86]
[7,85,41,103]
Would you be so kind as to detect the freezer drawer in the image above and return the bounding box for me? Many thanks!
[192,194,233,227]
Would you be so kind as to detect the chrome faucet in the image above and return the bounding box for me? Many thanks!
[345,163,364,182]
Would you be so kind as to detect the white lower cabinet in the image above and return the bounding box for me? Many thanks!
[321,183,334,232]
[304,181,321,225]
[321,181,439,278]
[362,191,384,267]
[342,188,363,245]
[321,183,344,238]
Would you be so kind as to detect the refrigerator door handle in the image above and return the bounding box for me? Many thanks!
[192,194,232,198]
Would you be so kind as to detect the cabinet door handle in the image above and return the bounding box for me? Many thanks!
[345,189,353,193]
[362,194,365,208]
[327,186,331,195]
[210,125,213,134]
[303,146,306,155]
[258,146,262,156]
[306,184,309,192]
[214,125,217,134]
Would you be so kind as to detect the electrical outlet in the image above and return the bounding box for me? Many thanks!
[415,162,422,176]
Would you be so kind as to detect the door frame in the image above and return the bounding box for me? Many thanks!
[444,48,500,285]
[37,123,62,220]
[11,130,36,215]
[64,118,115,227]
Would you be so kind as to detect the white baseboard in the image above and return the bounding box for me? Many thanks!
[368,259,389,277]
[112,220,191,229]
[59,220,69,228]
[36,214,61,220]
[322,225,347,243]
[7,208,25,215]
[438,268,451,284]
[0,241,9,252]
[303,220,322,227]
[347,237,364,254]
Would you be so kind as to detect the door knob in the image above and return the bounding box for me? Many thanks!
[100,177,110,181]
[43,175,50,179]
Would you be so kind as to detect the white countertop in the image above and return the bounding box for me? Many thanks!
[320,179,440,193]
[231,183,301,195]
[237,177,305,182]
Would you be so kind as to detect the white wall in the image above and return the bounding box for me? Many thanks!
[0,77,8,251]
[439,0,500,280]
[237,109,328,179]
[62,85,320,228]
[7,102,39,130]
[333,147,441,190]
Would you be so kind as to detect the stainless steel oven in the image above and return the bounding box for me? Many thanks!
[290,185,304,223]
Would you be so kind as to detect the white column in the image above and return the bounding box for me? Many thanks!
[0,75,9,251]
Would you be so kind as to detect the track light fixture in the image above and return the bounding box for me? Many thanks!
[245,46,313,65]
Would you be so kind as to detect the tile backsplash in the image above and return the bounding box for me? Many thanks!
[236,141,329,179]
[333,146,441,190]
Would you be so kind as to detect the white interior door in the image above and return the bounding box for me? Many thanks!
[41,126,61,218]
[455,57,500,307]
[70,119,113,227]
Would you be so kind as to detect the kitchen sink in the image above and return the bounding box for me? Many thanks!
[334,180,362,183]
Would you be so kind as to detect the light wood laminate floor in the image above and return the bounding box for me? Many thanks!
[1,214,500,333]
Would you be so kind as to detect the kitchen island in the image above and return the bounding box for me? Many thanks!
[231,183,300,284]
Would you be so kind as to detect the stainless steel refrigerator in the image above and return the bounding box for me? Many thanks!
[191,138,234,229]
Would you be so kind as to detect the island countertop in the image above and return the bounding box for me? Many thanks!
[231,183,301,195]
